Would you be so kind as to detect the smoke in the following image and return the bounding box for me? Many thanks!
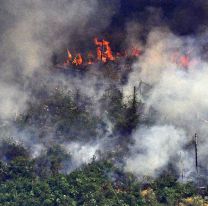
[125,125,188,177]
[2,0,208,180]
[63,142,100,171]
[124,28,208,179]
[2,0,117,73]
[31,144,46,159]
[0,0,118,120]
[0,82,28,120]
[0,0,121,174]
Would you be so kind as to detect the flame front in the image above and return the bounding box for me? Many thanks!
[62,38,194,70]
[62,37,142,67]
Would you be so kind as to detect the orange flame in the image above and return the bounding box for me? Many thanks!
[72,53,83,66]
[63,37,143,67]
[67,49,72,61]
[94,37,115,62]
[64,49,73,65]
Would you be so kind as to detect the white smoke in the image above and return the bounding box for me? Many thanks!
[2,0,117,75]
[125,125,188,177]
[31,144,46,159]
[0,0,120,173]
[0,82,28,120]
[0,0,118,121]
[124,28,208,179]
[2,0,208,179]
[63,142,100,170]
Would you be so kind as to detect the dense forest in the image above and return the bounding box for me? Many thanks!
[0,158,200,206]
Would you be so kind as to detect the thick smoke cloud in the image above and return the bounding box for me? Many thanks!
[125,125,188,177]
[0,0,118,119]
[0,0,118,170]
[2,0,208,180]
[0,0,121,175]
[124,28,208,180]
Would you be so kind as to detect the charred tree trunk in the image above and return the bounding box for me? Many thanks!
[194,133,198,174]
[122,86,140,136]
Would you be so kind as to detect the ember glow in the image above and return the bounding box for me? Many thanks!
[179,55,190,68]
[171,51,191,68]
[131,47,141,57]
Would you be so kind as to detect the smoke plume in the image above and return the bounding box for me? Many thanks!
[2,0,208,180]
[124,28,208,180]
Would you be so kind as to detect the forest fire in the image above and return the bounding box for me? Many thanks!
[63,37,192,69]
[3,1,208,204]
[63,37,142,67]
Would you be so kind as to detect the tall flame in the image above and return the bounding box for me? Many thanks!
[67,49,72,61]
[94,37,115,62]
[64,49,72,65]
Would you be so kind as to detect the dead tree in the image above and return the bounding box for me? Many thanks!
[194,133,198,174]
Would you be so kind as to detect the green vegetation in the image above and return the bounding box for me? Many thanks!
[0,159,199,206]
[0,85,206,205]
